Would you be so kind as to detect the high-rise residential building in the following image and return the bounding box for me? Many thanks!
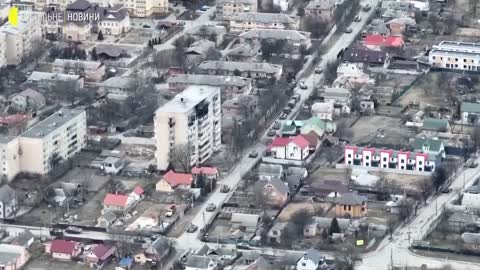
[154,86,221,171]
[0,32,6,68]
[0,14,42,66]
[0,108,87,181]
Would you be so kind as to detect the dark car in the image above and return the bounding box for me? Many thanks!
[65,226,82,234]
[272,121,281,130]
[220,185,231,193]
[236,243,251,250]
[50,228,64,236]
[249,150,259,158]
[440,187,452,193]
[469,162,478,168]
[186,223,198,233]
[267,130,276,137]
[206,203,216,212]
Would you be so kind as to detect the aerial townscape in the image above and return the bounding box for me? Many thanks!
[3,0,480,269]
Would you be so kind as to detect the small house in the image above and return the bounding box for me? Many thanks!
[9,230,34,248]
[129,186,144,201]
[267,222,287,244]
[103,193,132,211]
[9,88,46,112]
[156,170,193,193]
[97,210,118,228]
[257,164,283,181]
[185,255,218,270]
[254,179,289,208]
[145,237,171,262]
[85,244,116,267]
[192,167,219,181]
[335,193,367,218]
[296,248,325,270]
[0,244,30,270]
[48,239,80,260]
[0,185,17,219]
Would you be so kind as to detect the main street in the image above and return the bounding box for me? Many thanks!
[358,157,480,270]
[175,0,381,251]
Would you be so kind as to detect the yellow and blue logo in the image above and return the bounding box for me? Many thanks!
[7,6,18,27]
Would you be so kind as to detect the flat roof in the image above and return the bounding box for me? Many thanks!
[52,59,103,69]
[430,49,480,59]
[436,41,480,54]
[21,108,85,138]
[28,71,80,82]
[156,85,219,114]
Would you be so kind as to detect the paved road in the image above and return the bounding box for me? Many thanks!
[358,156,480,270]
[175,0,380,251]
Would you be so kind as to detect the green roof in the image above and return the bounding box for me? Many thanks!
[421,118,449,131]
[413,138,444,153]
[302,117,327,130]
[280,124,297,135]
[461,102,480,114]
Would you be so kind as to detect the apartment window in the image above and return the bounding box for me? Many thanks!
[455,64,458,68]
[400,159,405,163]
[455,58,458,61]
[347,161,352,164]
[347,154,352,158]
[383,157,387,162]
[464,59,467,62]
[348,205,351,211]
[302,263,306,267]
[418,161,423,165]
[432,56,435,60]
[343,205,347,210]
[365,156,369,160]
[446,64,450,68]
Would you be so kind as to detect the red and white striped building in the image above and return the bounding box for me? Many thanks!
[344,145,438,172]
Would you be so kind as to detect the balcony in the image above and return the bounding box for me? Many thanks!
[354,154,362,159]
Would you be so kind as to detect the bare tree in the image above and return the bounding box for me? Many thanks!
[303,18,329,38]
[335,119,353,139]
[432,165,448,191]
[170,144,191,172]
[387,217,396,239]
[336,243,360,270]
[471,125,480,152]
[324,60,341,84]
[417,178,432,205]
[80,172,93,199]
[375,171,391,201]
[205,47,222,61]
[291,209,314,229]
[398,198,414,222]
[106,178,125,194]
[428,14,442,34]
[324,147,338,167]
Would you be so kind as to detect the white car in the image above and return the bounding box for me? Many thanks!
[165,209,174,217]
[314,67,323,74]
[299,81,308,89]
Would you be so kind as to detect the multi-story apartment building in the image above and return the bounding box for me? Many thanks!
[344,145,440,172]
[122,0,168,17]
[19,108,87,175]
[0,32,6,68]
[216,0,257,20]
[0,108,87,181]
[229,12,299,32]
[429,41,480,72]
[154,86,221,171]
[0,15,42,66]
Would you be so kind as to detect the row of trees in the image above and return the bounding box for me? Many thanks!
[49,45,88,61]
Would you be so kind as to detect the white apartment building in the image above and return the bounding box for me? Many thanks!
[0,108,87,181]
[121,0,168,17]
[154,86,221,171]
[51,59,106,81]
[429,41,480,72]
[0,32,6,68]
[0,15,42,66]
[216,0,258,20]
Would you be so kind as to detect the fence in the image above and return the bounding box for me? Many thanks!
[392,70,429,105]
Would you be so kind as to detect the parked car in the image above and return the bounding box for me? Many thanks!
[272,121,281,130]
[267,130,276,137]
[186,223,198,233]
[249,151,259,158]
[469,162,478,168]
[299,81,308,89]
[220,185,231,193]
[314,67,323,74]
[236,243,251,249]
[279,113,288,120]
[206,203,216,212]
[344,27,353,33]
[292,93,301,101]
[66,226,82,234]
[363,4,371,11]
[200,5,208,11]
[441,187,452,193]
[165,205,176,217]
[354,15,361,22]
[283,107,292,114]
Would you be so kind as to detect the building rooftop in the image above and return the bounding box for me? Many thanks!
[167,74,251,87]
[27,71,80,82]
[52,59,103,70]
[97,77,133,89]
[231,12,296,24]
[240,29,309,41]
[435,41,480,54]
[155,85,219,113]
[21,108,85,138]
[421,118,449,132]
[198,61,282,74]
[461,102,480,114]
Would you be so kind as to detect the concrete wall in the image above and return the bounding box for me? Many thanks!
[335,163,432,176]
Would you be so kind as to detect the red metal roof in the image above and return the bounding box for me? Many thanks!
[103,193,129,207]
[51,239,77,255]
[384,36,403,47]
[269,137,292,148]
[0,114,31,125]
[163,170,193,187]
[133,186,144,195]
[191,167,218,175]
[91,244,116,260]
[290,135,310,149]
[364,35,385,46]
[299,132,318,147]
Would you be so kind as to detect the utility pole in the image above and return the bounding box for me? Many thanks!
[407,226,411,246]
[435,198,438,216]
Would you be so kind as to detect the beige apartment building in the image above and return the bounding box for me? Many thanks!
[429,41,480,72]
[0,16,42,66]
[154,86,221,171]
[123,0,168,17]
[0,32,6,68]
[0,109,87,181]
[51,59,106,82]
[216,0,257,20]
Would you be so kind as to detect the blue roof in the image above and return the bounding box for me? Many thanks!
[119,257,133,266]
